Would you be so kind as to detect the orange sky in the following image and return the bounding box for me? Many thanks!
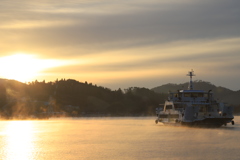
[1,0,240,90]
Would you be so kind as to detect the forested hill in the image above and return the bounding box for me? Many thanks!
[151,80,240,105]
[0,79,167,118]
[0,78,239,118]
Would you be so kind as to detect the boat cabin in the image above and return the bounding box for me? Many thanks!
[168,90,213,103]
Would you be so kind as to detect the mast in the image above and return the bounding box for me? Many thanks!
[187,69,195,90]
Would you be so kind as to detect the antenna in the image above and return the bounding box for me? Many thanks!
[186,69,195,90]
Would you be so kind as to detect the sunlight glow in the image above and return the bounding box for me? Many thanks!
[4,121,35,160]
[0,53,68,82]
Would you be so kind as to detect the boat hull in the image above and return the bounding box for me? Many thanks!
[181,118,234,127]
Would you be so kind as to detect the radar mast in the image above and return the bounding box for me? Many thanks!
[187,69,195,90]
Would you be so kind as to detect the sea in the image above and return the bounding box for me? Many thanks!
[0,116,240,160]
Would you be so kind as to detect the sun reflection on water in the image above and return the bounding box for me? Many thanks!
[4,121,35,160]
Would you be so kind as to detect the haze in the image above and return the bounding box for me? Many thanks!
[0,0,240,90]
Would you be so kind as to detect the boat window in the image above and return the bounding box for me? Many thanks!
[208,105,217,112]
[159,114,168,118]
[199,105,207,112]
[184,93,200,97]
[207,105,212,112]
[204,94,208,98]
[198,93,204,97]
[184,93,191,97]
[169,114,179,118]
[166,105,173,110]
[174,104,183,109]
[192,93,198,97]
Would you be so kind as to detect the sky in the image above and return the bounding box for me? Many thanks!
[0,0,240,90]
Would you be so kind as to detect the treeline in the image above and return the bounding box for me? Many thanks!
[1,78,239,118]
[0,79,168,118]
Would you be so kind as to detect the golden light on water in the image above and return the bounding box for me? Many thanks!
[4,121,35,160]
[0,53,68,82]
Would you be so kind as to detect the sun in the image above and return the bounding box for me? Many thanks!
[0,53,66,82]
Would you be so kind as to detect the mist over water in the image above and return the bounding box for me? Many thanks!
[0,116,240,160]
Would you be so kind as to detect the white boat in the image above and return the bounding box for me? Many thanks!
[155,70,234,127]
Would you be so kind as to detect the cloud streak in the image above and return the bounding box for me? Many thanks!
[0,0,240,90]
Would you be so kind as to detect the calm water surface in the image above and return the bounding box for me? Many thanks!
[0,116,240,160]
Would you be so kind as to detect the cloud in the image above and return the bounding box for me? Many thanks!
[0,0,240,90]
[42,37,240,78]
[1,0,240,55]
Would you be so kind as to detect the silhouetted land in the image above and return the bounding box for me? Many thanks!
[0,78,239,119]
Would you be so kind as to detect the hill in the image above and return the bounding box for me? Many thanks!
[0,78,239,118]
[0,79,167,118]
